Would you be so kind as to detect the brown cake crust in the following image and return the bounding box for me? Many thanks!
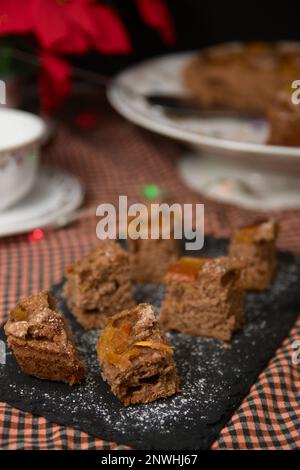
[62,240,135,329]
[183,42,300,112]
[127,210,181,283]
[128,238,180,283]
[229,219,279,291]
[97,303,180,406]
[183,42,300,145]
[267,90,300,146]
[160,256,244,341]
[4,292,85,385]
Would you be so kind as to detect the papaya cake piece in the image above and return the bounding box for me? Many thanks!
[229,219,279,290]
[4,292,85,385]
[160,256,244,341]
[128,236,180,283]
[127,209,181,283]
[62,240,135,329]
[97,303,180,406]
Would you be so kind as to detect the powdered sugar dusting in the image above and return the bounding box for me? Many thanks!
[1,238,300,450]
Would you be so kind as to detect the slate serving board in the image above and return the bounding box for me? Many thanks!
[0,237,300,450]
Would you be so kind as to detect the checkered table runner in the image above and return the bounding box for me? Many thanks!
[0,111,299,450]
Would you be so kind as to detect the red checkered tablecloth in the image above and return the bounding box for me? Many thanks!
[0,109,299,450]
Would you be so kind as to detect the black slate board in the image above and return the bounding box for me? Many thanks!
[0,236,300,450]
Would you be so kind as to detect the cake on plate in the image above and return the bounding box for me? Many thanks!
[183,42,300,146]
[229,219,279,291]
[160,256,244,341]
[127,209,181,283]
[267,90,300,146]
[97,303,180,406]
[4,292,85,385]
[62,240,135,329]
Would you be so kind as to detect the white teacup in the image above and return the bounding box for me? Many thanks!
[0,108,46,211]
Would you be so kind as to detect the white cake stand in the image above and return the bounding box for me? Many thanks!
[107,50,300,211]
[178,152,300,210]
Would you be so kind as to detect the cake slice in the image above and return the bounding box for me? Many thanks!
[229,219,279,290]
[127,209,181,283]
[62,240,135,329]
[128,237,180,283]
[267,90,300,146]
[4,292,85,385]
[97,303,180,406]
[160,256,244,341]
[183,42,300,114]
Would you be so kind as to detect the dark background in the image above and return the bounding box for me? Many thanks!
[168,1,300,51]
[79,1,300,74]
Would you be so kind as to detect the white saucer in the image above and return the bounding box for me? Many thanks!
[0,165,84,237]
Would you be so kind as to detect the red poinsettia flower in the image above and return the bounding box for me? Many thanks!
[136,0,175,45]
[39,52,71,112]
[0,0,176,112]
[0,0,131,111]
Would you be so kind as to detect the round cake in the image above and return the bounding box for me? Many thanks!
[183,42,300,146]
